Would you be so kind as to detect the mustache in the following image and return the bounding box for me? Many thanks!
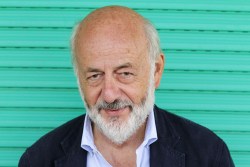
[95,99,133,111]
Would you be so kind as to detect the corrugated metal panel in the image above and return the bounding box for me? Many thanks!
[1,0,250,12]
[1,8,250,31]
[1,49,250,71]
[1,69,250,91]
[0,0,249,166]
[1,28,250,50]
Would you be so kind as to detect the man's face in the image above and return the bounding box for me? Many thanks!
[75,18,156,144]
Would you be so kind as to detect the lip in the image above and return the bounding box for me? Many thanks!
[102,106,129,116]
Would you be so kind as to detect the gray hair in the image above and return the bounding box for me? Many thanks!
[70,17,162,74]
[143,19,162,61]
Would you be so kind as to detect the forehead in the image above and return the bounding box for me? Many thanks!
[79,30,142,56]
[75,21,148,67]
[77,45,148,73]
[79,19,146,47]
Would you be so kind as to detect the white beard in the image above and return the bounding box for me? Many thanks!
[79,66,155,145]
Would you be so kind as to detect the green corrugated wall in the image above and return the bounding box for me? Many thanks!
[0,0,250,166]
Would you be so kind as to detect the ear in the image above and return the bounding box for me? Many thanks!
[154,54,165,89]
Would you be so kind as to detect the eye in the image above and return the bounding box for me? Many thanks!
[120,72,133,77]
[88,74,100,80]
[91,74,100,79]
[117,71,135,83]
[87,73,103,82]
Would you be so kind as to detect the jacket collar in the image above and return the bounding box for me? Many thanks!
[54,115,87,167]
[150,105,185,167]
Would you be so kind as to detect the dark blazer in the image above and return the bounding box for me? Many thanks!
[19,105,235,167]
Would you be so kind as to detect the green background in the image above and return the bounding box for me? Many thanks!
[0,0,250,166]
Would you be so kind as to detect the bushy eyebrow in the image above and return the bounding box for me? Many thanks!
[85,62,133,73]
[114,63,133,71]
[86,67,102,73]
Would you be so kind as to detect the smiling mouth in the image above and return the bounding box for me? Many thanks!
[104,106,126,112]
[102,106,130,116]
[100,104,130,111]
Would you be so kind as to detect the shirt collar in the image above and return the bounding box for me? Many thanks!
[81,108,158,153]
[143,108,158,148]
[81,114,97,156]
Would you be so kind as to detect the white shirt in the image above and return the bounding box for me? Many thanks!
[81,109,158,167]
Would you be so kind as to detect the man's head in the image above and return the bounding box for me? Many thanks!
[71,6,164,145]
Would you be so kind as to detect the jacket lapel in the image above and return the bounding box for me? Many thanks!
[54,115,88,167]
[54,149,87,167]
[150,138,185,167]
[150,106,185,167]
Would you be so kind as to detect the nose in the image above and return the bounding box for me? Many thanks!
[101,75,121,103]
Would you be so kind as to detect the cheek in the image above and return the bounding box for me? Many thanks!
[122,82,149,105]
[124,71,151,104]
[136,76,152,101]
[78,78,100,107]
[83,87,101,107]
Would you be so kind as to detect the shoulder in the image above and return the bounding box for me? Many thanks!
[154,106,234,166]
[19,114,86,166]
[30,114,85,150]
[154,105,220,142]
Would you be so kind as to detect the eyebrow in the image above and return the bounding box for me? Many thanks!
[114,63,133,71]
[86,68,102,73]
[85,63,133,73]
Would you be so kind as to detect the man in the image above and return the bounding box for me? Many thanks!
[19,6,235,167]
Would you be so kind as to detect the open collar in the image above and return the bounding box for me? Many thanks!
[53,105,185,167]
